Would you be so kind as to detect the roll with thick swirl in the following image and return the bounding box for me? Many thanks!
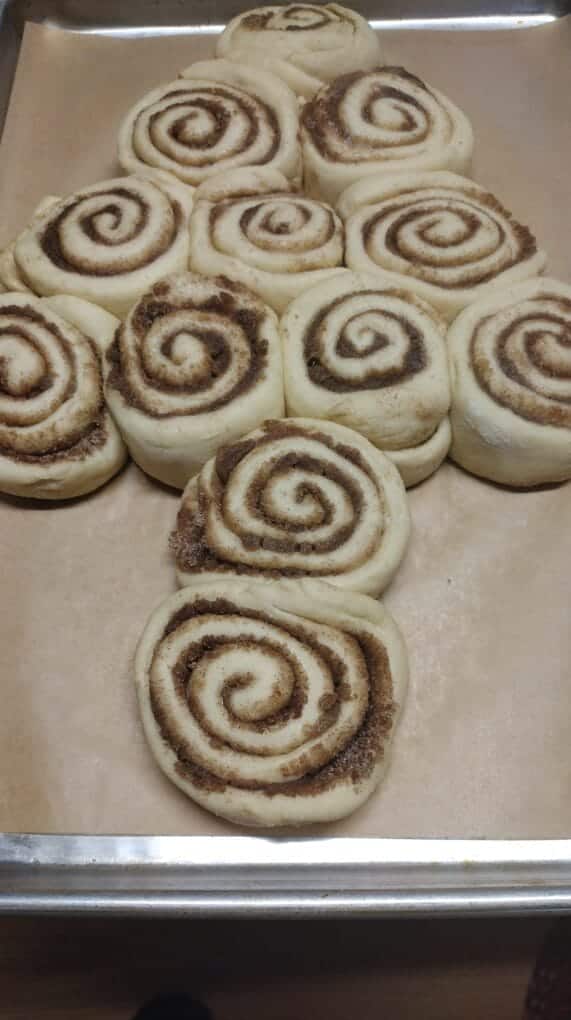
[13,172,193,319]
[340,171,547,322]
[216,3,382,99]
[173,417,410,595]
[0,197,60,295]
[118,60,301,188]
[301,66,474,204]
[0,293,127,499]
[448,278,571,487]
[189,167,345,313]
[281,273,451,486]
[105,272,284,488]
[136,577,408,826]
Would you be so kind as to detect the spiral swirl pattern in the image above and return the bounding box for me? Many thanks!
[216,4,382,98]
[189,170,344,313]
[13,175,193,319]
[118,60,301,187]
[301,67,474,203]
[0,294,126,499]
[135,578,408,826]
[105,272,284,488]
[281,273,450,485]
[448,278,571,486]
[173,417,410,595]
[342,172,547,321]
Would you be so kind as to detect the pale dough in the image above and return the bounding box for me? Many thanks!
[189,167,345,313]
[135,576,409,827]
[448,277,571,487]
[0,293,126,500]
[340,171,547,321]
[174,416,411,595]
[281,271,451,486]
[301,67,474,204]
[104,272,285,489]
[216,3,382,98]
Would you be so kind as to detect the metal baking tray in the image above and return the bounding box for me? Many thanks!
[1,0,570,918]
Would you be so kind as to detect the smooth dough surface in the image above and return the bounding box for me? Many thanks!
[301,66,474,204]
[135,576,408,827]
[281,271,451,486]
[13,172,194,319]
[118,60,301,187]
[0,196,61,294]
[173,416,411,595]
[189,167,345,313]
[448,277,571,487]
[216,3,382,98]
[104,272,284,489]
[0,293,126,500]
[340,171,547,321]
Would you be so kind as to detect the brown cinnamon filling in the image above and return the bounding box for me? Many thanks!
[303,290,427,391]
[106,278,269,417]
[151,597,393,795]
[301,66,439,163]
[40,189,181,276]
[472,301,571,427]
[172,420,379,575]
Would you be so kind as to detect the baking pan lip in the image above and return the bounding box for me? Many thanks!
[1,0,570,917]
[2,833,571,917]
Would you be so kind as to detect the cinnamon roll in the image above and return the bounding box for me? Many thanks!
[448,277,571,487]
[281,273,451,486]
[340,171,547,322]
[301,66,474,204]
[135,577,408,826]
[173,417,410,595]
[13,173,193,319]
[0,197,60,294]
[189,167,345,314]
[105,272,284,489]
[216,4,382,99]
[118,60,301,188]
[0,293,126,500]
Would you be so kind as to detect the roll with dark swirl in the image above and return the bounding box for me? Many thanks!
[189,167,345,313]
[301,66,474,203]
[135,577,408,826]
[13,173,193,318]
[448,277,571,486]
[281,272,451,486]
[105,272,284,488]
[173,417,410,594]
[340,171,547,322]
[118,60,301,188]
[216,3,382,98]
[0,294,126,499]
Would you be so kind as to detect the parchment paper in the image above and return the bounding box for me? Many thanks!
[0,19,569,838]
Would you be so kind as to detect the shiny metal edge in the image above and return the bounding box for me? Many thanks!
[2,834,571,916]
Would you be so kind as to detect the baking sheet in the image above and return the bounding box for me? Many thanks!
[0,18,570,839]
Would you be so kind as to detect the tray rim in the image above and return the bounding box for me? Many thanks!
[1,0,571,918]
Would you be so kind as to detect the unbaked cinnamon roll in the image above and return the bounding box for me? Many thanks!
[281,273,451,486]
[189,167,345,313]
[118,60,301,188]
[216,3,381,98]
[0,197,60,294]
[136,577,408,826]
[13,172,193,319]
[105,272,284,489]
[173,417,410,595]
[448,277,571,487]
[340,171,547,321]
[0,294,126,499]
[301,67,474,204]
